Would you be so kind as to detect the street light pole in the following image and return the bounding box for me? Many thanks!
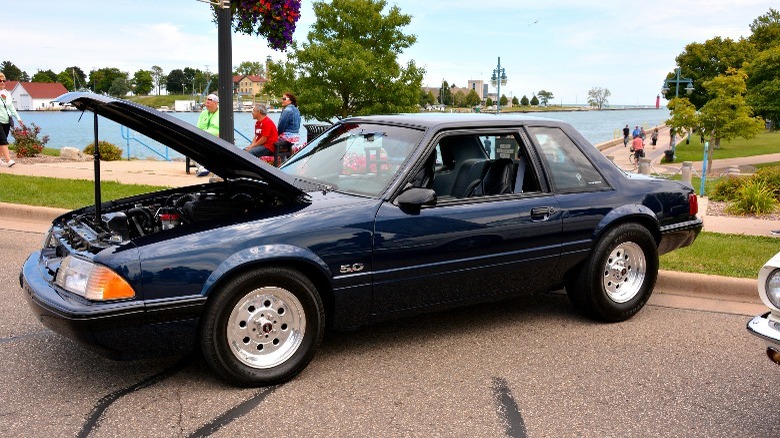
[490,57,508,113]
[662,67,694,153]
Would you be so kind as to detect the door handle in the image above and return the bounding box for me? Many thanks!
[530,206,555,221]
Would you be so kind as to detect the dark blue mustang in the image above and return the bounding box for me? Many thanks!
[21,93,702,386]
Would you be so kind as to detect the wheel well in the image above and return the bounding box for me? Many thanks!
[202,260,335,329]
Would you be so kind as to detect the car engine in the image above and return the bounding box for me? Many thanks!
[54,181,284,254]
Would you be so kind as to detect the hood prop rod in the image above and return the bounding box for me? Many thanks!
[93,111,102,222]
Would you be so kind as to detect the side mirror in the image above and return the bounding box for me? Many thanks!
[396,187,437,213]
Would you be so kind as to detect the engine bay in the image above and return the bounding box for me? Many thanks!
[55,181,289,253]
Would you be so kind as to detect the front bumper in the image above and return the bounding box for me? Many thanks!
[20,251,197,360]
[747,312,780,365]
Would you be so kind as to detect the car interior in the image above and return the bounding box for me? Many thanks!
[421,133,541,200]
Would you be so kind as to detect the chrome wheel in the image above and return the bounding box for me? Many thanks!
[227,286,306,369]
[602,241,646,303]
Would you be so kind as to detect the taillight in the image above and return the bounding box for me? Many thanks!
[688,193,698,216]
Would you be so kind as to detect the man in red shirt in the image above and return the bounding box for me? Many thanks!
[245,104,278,158]
[631,134,645,162]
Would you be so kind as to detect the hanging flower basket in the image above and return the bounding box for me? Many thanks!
[217,0,301,51]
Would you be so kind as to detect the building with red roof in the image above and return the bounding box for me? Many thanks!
[8,82,69,110]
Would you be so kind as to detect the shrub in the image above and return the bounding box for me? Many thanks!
[725,180,778,216]
[83,141,123,161]
[752,165,780,200]
[710,175,747,202]
[10,123,49,157]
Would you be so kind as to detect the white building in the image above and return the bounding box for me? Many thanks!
[6,81,69,110]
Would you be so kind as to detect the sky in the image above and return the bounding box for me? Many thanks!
[5,0,777,106]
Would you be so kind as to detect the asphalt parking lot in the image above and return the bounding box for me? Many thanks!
[2,228,779,437]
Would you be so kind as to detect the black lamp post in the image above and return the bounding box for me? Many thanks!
[490,57,508,113]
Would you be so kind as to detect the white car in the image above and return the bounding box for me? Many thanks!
[747,251,780,365]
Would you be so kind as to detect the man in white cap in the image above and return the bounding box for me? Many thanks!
[195,93,220,176]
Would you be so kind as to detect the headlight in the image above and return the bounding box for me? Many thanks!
[766,269,780,309]
[55,256,135,301]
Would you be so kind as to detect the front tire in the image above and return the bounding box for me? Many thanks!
[566,223,658,322]
[201,267,324,387]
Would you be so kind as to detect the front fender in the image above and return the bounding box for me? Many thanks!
[201,244,332,296]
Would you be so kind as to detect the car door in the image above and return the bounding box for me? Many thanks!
[370,131,562,318]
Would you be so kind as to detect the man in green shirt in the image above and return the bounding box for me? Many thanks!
[195,93,220,176]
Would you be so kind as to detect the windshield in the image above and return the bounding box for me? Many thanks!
[280,122,424,197]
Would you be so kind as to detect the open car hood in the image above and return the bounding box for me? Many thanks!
[56,92,305,199]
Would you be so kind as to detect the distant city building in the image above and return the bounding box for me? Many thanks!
[467,80,485,100]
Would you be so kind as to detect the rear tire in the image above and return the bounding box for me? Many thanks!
[201,267,324,387]
[565,223,658,322]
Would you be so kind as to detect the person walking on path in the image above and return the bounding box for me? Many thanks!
[0,72,23,167]
[195,93,220,177]
[244,104,278,159]
[631,133,645,164]
[651,128,659,148]
[632,125,641,139]
[276,92,301,148]
[622,125,630,147]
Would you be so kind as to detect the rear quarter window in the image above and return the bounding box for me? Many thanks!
[527,126,609,192]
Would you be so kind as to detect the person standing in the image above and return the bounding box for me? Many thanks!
[0,73,23,167]
[632,125,641,139]
[277,92,301,147]
[244,104,278,158]
[622,124,630,147]
[651,128,659,148]
[195,93,220,177]
[632,133,645,163]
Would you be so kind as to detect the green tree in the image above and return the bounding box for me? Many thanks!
[536,90,554,106]
[587,87,611,109]
[699,68,765,172]
[108,76,131,97]
[520,95,529,106]
[90,68,128,94]
[166,69,187,94]
[439,80,452,106]
[235,61,264,77]
[499,94,508,107]
[56,71,74,91]
[746,45,780,127]
[150,65,165,95]
[530,95,539,106]
[672,37,756,108]
[57,67,87,91]
[419,89,435,107]
[749,8,780,52]
[265,0,424,122]
[465,89,481,107]
[132,69,154,95]
[511,96,519,106]
[453,90,466,107]
[486,97,493,107]
[1,61,25,81]
[31,69,57,83]
[665,97,698,143]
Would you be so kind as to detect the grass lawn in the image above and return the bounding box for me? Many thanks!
[659,231,778,278]
[0,174,168,210]
[672,130,780,162]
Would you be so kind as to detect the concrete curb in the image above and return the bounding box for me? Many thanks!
[656,269,758,303]
[0,202,68,221]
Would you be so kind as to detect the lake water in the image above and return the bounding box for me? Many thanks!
[18,108,669,160]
